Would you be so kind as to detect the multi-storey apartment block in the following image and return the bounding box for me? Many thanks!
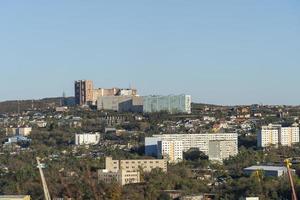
[157,140,183,163]
[105,157,167,172]
[145,133,238,162]
[258,124,299,147]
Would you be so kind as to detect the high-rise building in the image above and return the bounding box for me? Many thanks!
[157,140,183,163]
[258,124,299,147]
[143,95,192,114]
[74,80,94,105]
[145,133,238,162]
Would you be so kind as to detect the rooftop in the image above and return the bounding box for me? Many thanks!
[244,165,287,171]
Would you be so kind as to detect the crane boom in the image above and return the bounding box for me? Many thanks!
[37,157,51,200]
[285,159,298,200]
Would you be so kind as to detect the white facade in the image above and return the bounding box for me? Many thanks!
[75,132,100,145]
[280,127,299,146]
[146,133,238,161]
[157,140,183,163]
[258,124,299,147]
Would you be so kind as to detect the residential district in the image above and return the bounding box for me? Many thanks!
[1,80,300,200]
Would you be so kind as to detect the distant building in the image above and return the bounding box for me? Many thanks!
[4,136,31,146]
[98,157,167,186]
[145,133,238,162]
[55,106,68,112]
[97,96,143,113]
[157,140,183,163]
[244,165,295,177]
[105,157,167,172]
[93,88,137,102]
[6,127,32,136]
[258,124,299,147]
[208,140,237,162]
[98,169,140,186]
[75,80,94,105]
[143,95,192,114]
[35,121,47,128]
[180,195,211,200]
[0,195,31,200]
[75,132,100,145]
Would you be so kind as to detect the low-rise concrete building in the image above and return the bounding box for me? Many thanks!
[105,157,167,172]
[98,169,140,186]
[6,127,32,136]
[244,165,294,177]
[75,132,101,145]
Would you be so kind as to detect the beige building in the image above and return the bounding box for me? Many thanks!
[97,96,143,113]
[0,196,31,200]
[99,157,167,186]
[105,157,167,172]
[6,127,32,136]
[93,88,137,102]
[75,80,94,105]
[94,87,138,106]
[98,169,140,186]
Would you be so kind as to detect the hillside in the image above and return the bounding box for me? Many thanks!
[0,97,74,113]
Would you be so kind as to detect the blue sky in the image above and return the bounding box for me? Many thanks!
[0,1,299,105]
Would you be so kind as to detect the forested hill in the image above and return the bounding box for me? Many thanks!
[0,97,74,113]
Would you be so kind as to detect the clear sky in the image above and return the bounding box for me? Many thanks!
[0,1,299,105]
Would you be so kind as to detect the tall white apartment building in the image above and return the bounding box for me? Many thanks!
[258,124,299,147]
[75,132,101,145]
[157,140,183,163]
[280,127,299,146]
[145,133,238,161]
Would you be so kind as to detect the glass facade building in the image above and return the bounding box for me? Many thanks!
[143,95,191,114]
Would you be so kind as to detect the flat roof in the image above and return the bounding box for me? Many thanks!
[244,165,287,171]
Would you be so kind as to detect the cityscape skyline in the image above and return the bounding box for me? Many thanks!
[0,1,300,105]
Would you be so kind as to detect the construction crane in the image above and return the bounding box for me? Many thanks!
[36,157,51,200]
[285,159,298,200]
